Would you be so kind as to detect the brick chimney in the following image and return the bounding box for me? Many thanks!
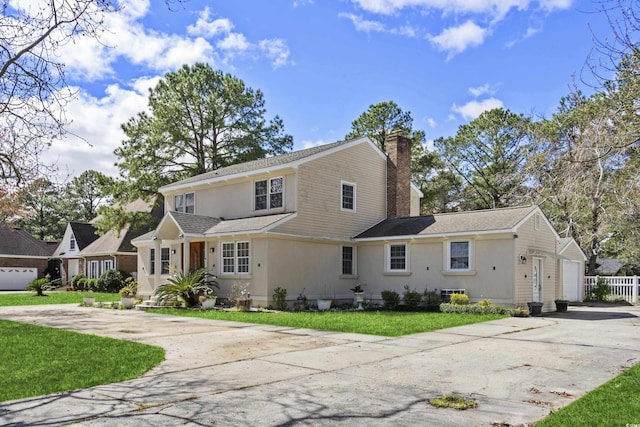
[386,131,412,218]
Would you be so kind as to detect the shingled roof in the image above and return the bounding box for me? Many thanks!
[0,223,57,257]
[160,139,354,190]
[69,222,100,249]
[355,205,538,239]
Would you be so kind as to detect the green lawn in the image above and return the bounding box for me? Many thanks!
[0,291,120,306]
[535,362,640,427]
[149,308,507,336]
[0,319,164,402]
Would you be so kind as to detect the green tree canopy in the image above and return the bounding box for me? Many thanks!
[435,108,532,210]
[345,101,427,172]
[63,170,113,223]
[113,63,293,202]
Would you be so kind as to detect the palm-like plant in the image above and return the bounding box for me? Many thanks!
[153,269,219,307]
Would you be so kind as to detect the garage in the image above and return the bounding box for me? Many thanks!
[562,260,582,301]
[0,267,38,291]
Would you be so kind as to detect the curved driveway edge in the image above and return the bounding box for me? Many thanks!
[1,304,639,426]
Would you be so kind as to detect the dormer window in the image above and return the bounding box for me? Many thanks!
[255,177,283,211]
[70,235,76,251]
[175,192,195,214]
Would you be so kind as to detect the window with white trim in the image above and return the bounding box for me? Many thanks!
[386,242,408,272]
[160,247,170,275]
[102,260,113,273]
[222,241,251,275]
[88,260,100,279]
[342,246,356,275]
[175,192,195,214]
[150,248,155,274]
[70,235,76,251]
[447,240,472,271]
[341,181,355,211]
[255,177,283,211]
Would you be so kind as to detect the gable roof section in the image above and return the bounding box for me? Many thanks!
[0,223,56,257]
[132,212,296,244]
[69,222,99,249]
[355,205,539,240]
[159,137,381,193]
[558,237,587,261]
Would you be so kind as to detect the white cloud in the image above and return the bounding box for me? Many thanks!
[350,0,568,18]
[469,84,495,97]
[218,33,251,51]
[48,80,154,179]
[187,8,234,37]
[425,117,437,128]
[57,5,293,80]
[259,39,294,69]
[339,13,418,36]
[301,139,331,149]
[429,21,488,58]
[452,97,504,120]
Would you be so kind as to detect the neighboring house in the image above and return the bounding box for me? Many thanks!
[593,258,624,276]
[0,223,58,290]
[53,222,99,285]
[54,199,162,285]
[133,134,586,311]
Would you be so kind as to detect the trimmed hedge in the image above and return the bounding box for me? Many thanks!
[440,303,529,317]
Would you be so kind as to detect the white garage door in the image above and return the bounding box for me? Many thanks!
[0,267,37,290]
[562,260,581,301]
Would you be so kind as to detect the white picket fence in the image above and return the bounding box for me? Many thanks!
[584,276,639,304]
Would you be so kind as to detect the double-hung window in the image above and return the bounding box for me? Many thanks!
[70,235,76,251]
[448,240,471,271]
[102,260,113,273]
[386,242,409,273]
[341,181,355,211]
[160,248,170,275]
[222,241,251,275]
[255,177,283,211]
[175,192,195,214]
[342,246,355,276]
[150,248,155,274]
[88,261,100,279]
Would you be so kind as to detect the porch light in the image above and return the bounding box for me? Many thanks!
[210,247,215,253]
[171,249,176,255]
[520,255,527,264]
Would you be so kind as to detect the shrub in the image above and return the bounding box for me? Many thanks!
[439,303,529,317]
[71,274,87,290]
[119,278,138,298]
[381,290,400,309]
[98,269,130,293]
[589,277,610,302]
[154,269,219,308]
[86,278,99,292]
[450,293,470,305]
[272,287,287,311]
[403,285,422,307]
[26,275,59,296]
[478,298,492,307]
[423,290,440,306]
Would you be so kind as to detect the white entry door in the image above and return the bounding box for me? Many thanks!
[562,260,581,301]
[68,259,79,279]
[532,258,543,303]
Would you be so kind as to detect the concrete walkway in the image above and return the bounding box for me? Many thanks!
[1,304,639,426]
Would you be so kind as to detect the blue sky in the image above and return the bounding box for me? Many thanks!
[40,0,617,179]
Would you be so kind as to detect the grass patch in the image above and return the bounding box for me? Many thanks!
[535,362,640,427]
[0,291,120,306]
[0,319,164,402]
[430,394,478,410]
[149,309,506,337]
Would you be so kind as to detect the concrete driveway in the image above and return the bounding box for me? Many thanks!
[0,304,639,426]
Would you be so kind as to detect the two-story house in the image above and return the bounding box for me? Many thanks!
[133,134,586,311]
